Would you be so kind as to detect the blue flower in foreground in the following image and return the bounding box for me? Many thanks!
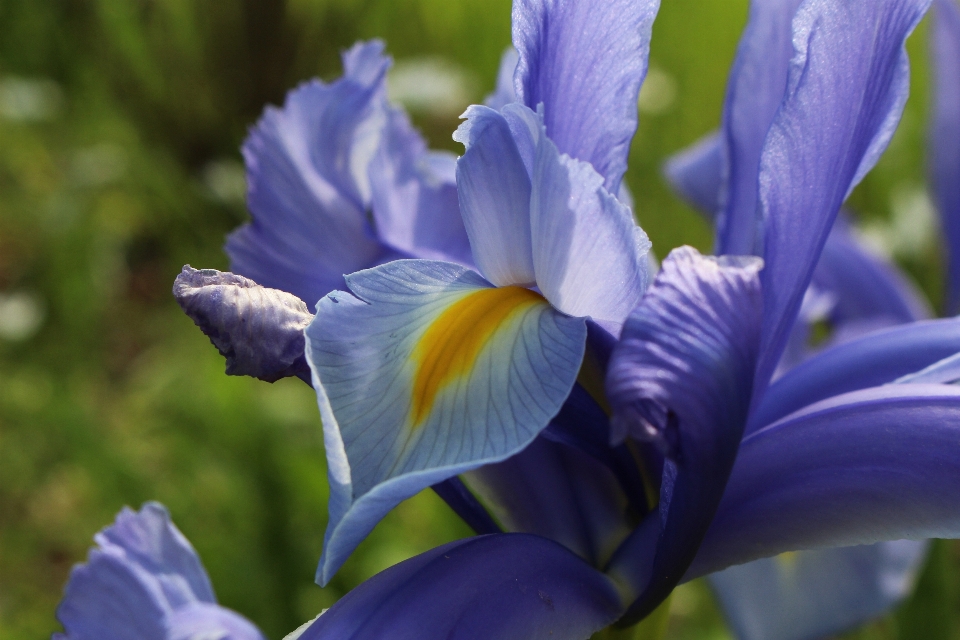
[54,503,265,640]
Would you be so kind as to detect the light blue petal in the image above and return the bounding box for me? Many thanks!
[173,267,313,383]
[710,541,927,640]
[662,131,724,220]
[453,106,537,286]
[168,602,266,640]
[931,0,960,314]
[605,246,764,624]
[513,0,660,192]
[755,0,931,389]
[530,117,651,326]
[690,384,960,578]
[305,259,586,583]
[369,106,472,265]
[484,46,519,110]
[716,0,803,256]
[227,41,393,309]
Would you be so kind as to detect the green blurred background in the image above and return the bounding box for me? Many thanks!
[0,0,958,638]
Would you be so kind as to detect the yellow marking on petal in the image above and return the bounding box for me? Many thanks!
[777,551,799,571]
[410,286,546,427]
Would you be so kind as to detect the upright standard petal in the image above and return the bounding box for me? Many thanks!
[299,535,624,640]
[691,384,960,578]
[662,132,725,220]
[226,41,392,309]
[305,260,586,583]
[454,106,537,287]
[710,540,926,640]
[530,118,651,327]
[755,0,931,388]
[716,0,803,256]
[750,318,960,430]
[55,503,265,640]
[513,0,660,192]
[605,246,763,624]
[174,267,314,383]
[484,47,520,110]
[369,107,472,265]
[931,0,960,314]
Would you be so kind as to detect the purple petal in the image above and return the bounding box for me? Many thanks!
[750,317,960,431]
[931,0,960,314]
[690,384,960,578]
[174,267,313,383]
[298,534,624,640]
[530,116,651,326]
[755,0,931,389]
[226,41,393,309]
[168,602,266,640]
[369,107,472,265]
[710,541,927,640]
[662,131,724,220]
[453,105,536,286]
[484,47,519,110]
[716,0,803,255]
[605,246,763,623]
[513,0,660,192]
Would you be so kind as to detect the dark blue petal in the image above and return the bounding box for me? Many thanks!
[173,267,313,383]
[931,0,960,314]
[299,534,624,640]
[227,41,394,309]
[513,0,660,192]
[369,107,472,265]
[662,131,724,220]
[716,0,803,256]
[605,246,764,623]
[690,384,960,578]
[463,436,635,568]
[755,0,931,390]
[710,541,927,640]
[750,318,960,431]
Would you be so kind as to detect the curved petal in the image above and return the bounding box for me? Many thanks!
[690,384,960,578]
[931,0,960,314]
[513,0,660,192]
[369,107,472,265]
[169,603,266,640]
[530,117,651,326]
[173,267,314,383]
[226,41,392,309]
[662,131,724,220]
[453,106,536,287]
[716,0,803,256]
[750,318,960,431]
[755,0,931,390]
[298,534,624,640]
[484,47,519,110]
[605,246,764,623]
[463,436,634,568]
[305,260,586,583]
[709,540,927,640]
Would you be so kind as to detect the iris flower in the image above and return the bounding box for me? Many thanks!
[61,0,960,639]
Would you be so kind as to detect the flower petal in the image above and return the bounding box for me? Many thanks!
[169,602,266,640]
[662,131,724,220]
[305,260,586,583]
[716,0,804,256]
[369,107,472,265]
[605,246,763,623]
[710,541,927,640]
[755,0,931,388]
[453,105,537,286]
[690,384,960,578]
[298,534,624,640]
[931,0,960,313]
[173,267,314,383]
[530,119,651,326]
[484,46,520,110]
[750,318,960,431]
[513,0,660,192]
[226,41,393,309]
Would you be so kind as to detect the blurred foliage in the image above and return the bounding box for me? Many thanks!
[0,0,958,639]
